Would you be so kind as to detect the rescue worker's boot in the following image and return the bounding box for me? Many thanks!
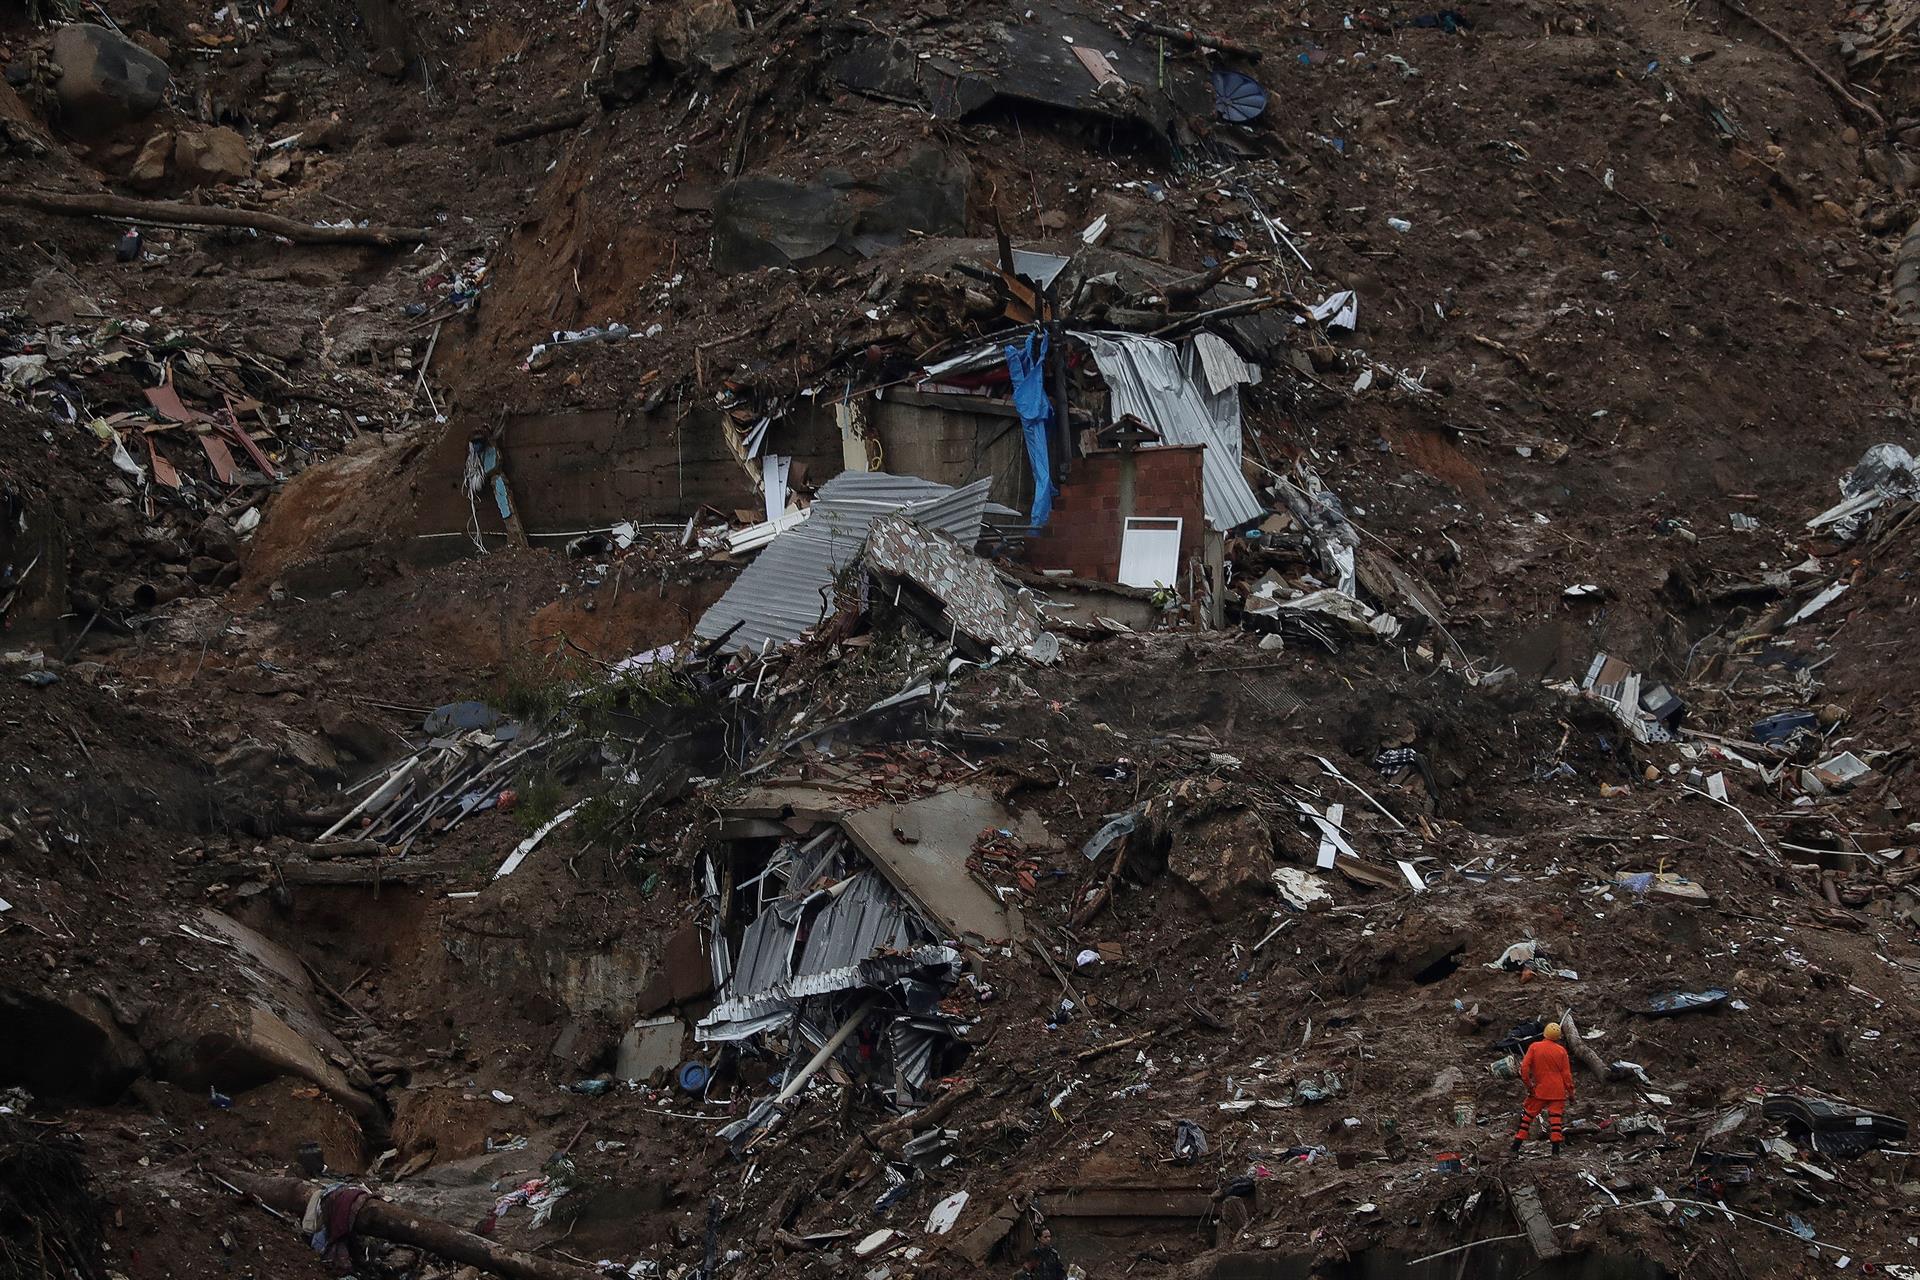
[1549,1142,1563,1157]
[1510,1139,1522,1154]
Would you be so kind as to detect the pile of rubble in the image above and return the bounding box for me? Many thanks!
[5,0,1920,1279]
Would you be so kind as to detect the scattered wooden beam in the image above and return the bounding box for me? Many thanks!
[809,1082,978,1200]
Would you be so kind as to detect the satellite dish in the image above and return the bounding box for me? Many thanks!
[1212,68,1267,122]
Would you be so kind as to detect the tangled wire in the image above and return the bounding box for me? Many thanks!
[0,1117,103,1280]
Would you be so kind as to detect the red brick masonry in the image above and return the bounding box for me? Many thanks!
[1024,445,1205,583]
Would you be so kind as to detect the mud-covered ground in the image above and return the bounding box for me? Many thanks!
[5,0,1920,1277]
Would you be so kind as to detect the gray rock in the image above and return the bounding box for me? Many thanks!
[50,24,169,134]
[712,146,969,274]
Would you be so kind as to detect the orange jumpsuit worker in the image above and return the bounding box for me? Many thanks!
[1511,1022,1574,1155]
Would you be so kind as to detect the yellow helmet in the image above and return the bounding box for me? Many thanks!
[1543,1023,1563,1041]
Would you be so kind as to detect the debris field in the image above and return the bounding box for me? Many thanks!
[4,1,1920,1279]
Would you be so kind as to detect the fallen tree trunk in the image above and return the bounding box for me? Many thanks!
[286,838,392,861]
[0,189,429,248]
[493,109,589,145]
[276,859,443,886]
[216,1169,598,1280]
[1148,294,1297,340]
[1556,1008,1608,1078]
[1150,254,1278,305]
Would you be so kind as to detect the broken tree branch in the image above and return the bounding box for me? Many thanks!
[1151,254,1277,305]
[1555,1008,1609,1079]
[1070,838,1130,930]
[1709,0,1885,131]
[1076,1030,1154,1062]
[1131,18,1263,61]
[1148,294,1297,340]
[215,1169,599,1280]
[0,189,429,248]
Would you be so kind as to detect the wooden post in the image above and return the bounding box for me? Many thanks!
[1047,312,1072,484]
[1203,529,1226,629]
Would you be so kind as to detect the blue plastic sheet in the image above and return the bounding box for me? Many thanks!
[1004,331,1055,529]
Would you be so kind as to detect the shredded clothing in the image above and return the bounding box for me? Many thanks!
[307,1184,375,1268]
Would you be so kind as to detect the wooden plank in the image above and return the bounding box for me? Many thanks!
[882,389,1022,419]
[1039,1188,1215,1217]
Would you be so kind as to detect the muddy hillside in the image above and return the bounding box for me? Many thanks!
[6,0,1920,1278]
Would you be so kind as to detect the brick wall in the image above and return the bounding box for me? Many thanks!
[1024,445,1205,583]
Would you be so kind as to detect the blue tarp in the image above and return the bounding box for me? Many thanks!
[1004,331,1055,530]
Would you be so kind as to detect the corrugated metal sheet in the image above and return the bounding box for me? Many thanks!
[792,872,921,979]
[698,872,955,1042]
[897,478,994,546]
[1011,249,1071,291]
[727,906,801,1002]
[697,946,959,1040]
[921,343,1003,381]
[1190,331,1263,395]
[889,1017,963,1090]
[695,473,993,654]
[1072,331,1266,532]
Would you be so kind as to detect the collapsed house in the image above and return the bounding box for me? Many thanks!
[699,784,1039,1148]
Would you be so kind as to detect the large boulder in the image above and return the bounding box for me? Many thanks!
[174,125,251,187]
[1168,806,1275,920]
[50,24,169,135]
[657,0,739,73]
[146,909,383,1132]
[712,146,969,274]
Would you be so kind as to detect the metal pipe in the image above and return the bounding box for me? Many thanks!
[772,997,877,1105]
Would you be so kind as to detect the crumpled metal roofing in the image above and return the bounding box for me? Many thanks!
[694,473,995,654]
[793,871,922,979]
[726,902,803,1004]
[891,1016,966,1089]
[697,946,960,1041]
[697,872,954,1042]
[1190,331,1263,396]
[1072,330,1266,532]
